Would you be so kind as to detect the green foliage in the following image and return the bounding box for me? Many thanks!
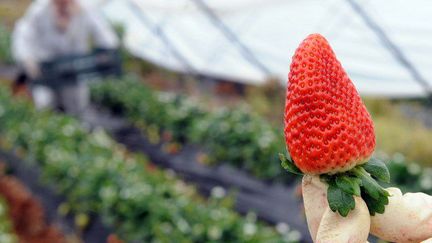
[91,78,295,183]
[91,77,432,192]
[190,108,287,181]
[326,180,355,217]
[384,153,432,195]
[279,153,302,176]
[363,158,390,183]
[335,175,361,197]
[0,24,13,64]
[91,77,206,143]
[0,197,17,243]
[0,86,300,243]
[322,162,390,217]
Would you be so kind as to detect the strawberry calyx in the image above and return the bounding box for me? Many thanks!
[280,153,390,217]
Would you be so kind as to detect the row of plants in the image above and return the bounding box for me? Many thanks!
[91,77,291,183]
[0,86,300,242]
[90,77,432,195]
[0,197,17,243]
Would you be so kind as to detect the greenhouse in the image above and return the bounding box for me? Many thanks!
[0,0,431,242]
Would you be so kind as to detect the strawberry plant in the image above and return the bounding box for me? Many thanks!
[91,77,205,143]
[90,76,432,192]
[189,108,287,181]
[91,78,294,183]
[0,86,301,242]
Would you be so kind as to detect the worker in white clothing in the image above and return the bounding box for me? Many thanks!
[12,0,119,116]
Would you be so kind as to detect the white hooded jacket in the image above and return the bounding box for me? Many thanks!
[12,0,119,65]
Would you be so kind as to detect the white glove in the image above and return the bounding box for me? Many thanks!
[371,187,432,242]
[302,175,432,243]
[302,176,370,243]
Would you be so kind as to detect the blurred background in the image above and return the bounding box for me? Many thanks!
[0,0,431,242]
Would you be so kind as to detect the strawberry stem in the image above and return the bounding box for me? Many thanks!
[280,155,391,217]
[348,165,390,214]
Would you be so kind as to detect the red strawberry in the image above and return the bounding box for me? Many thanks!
[281,34,389,217]
[284,33,375,175]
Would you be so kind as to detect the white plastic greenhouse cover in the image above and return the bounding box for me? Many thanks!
[91,0,432,97]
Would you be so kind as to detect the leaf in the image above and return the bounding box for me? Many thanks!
[322,166,390,216]
[363,158,390,183]
[335,175,361,196]
[362,191,389,216]
[279,153,303,175]
[353,167,386,200]
[327,181,355,217]
[359,174,381,199]
[285,151,293,161]
[351,166,390,215]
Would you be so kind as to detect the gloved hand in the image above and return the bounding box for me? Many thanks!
[302,175,432,243]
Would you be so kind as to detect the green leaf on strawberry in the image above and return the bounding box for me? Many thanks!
[283,155,392,217]
[327,179,355,217]
[280,154,391,217]
[335,175,361,197]
[317,159,391,216]
[279,153,303,176]
[363,157,390,183]
[362,190,389,216]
